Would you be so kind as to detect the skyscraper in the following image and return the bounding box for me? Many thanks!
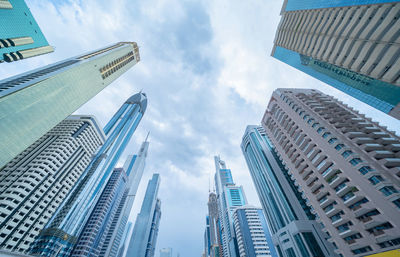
[100,139,150,257]
[272,1,400,119]
[0,115,105,254]
[206,192,222,257]
[0,41,140,168]
[126,173,161,257]
[262,88,400,256]
[214,156,247,257]
[241,125,337,257]
[204,216,211,257]
[0,0,53,63]
[232,206,276,257]
[30,92,147,256]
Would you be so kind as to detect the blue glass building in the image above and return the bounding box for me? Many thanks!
[29,92,147,256]
[241,126,337,257]
[214,156,247,257]
[0,41,140,168]
[272,0,400,120]
[126,173,161,257]
[0,0,53,63]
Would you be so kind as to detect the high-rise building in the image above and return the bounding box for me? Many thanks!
[30,92,147,256]
[214,156,247,257]
[100,139,150,257]
[115,221,132,257]
[272,1,400,119]
[160,248,173,257]
[0,41,140,168]
[126,174,161,257]
[206,192,222,257]
[204,216,211,257]
[0,115,104,254]
[241,125,337,257]
[232,206,276,257]
[0,0,53,63]
[261,88,400,256]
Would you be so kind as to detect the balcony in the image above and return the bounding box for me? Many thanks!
[371,132,390,139]
[363,144,384,152]
[329,176,347,188]
[382,158,400,168]
[386,144,400,152]
[371,150,395,159]
[363,127,381,133]
[347,132,368,139]
[380,137,399,145]
[355,137,375,144]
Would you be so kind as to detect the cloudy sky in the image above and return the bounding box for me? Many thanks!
[1,0,400,256]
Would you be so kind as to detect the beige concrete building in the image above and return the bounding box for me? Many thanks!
[262,88,400,257]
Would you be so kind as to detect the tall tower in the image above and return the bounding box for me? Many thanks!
[232,206,276,257]
[207,192,222,257]
[126,173,161,257]
[100,139,150,257]
[272,1,400,119]
[262,88,400,256]
[0,115,105,254]
[0,41,140,168]
[0,0,53,63]
[241,125,337,257]
[30,92,147,256]
[214,156,247,257]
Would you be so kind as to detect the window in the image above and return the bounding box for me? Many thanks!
[349,158,363,166]
[334,181,348,192]
[312,122,319,128]
[352,246,372,254]
[335,144,345,150]
[359,166,374,175]
[294,234,310,257]
[328,138,337,144]
[317,127,325,134]
[393,199,400,209]
[341,191,355,201]
[349,198,369,210]
[368,175,385,185]
[336,221,353,233]
[341,150,353,158]
[302,232,325,257]
[322,132,331,138]
[380,186,398,196]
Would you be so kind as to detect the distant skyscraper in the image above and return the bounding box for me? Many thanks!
[0,41,140,168]
[206,192,222,257]
[160,248,173,257]
[214,156,247,257]
[241,125,336,257]
[0,0,53,63]
[261,88,400,256]
[0,115,105,254]
[126,174,161,257]
[101,139,150,257]
[30,92,147,256]
[204,216,211,257]
[232,206,276,257]
[272,1,400,119]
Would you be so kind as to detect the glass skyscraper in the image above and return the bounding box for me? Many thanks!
[0,41,140,168]
[0,115,105,254]
[214,156,247,257]
[126,173,161,257]
[0,0,53,63]
[241,125,337,257]
[30,92,147,256]
[272,0,400,119]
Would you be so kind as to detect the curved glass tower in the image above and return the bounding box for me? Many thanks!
[29,92,147,257]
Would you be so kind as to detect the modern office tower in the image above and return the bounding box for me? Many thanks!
[126,174,161,257]
[70,166,130,257]
[272,1,400,119]
[0,115,105,254]
[241,125,337,257]
[100,139,150,257]
[232,206,276,257]
[262,88,400,256]
[0,0,53,63]
[160,248,173,257]
[0,41,140,169]
[214,156,247,257]
[207,192,222,257]
[30,92,147,256]
[115,221,132,257]
[205,216,211,257]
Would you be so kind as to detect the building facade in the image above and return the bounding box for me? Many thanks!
[0,0,53,63]
[0,115,104,254]
[214,156,247,257]
[126,173,161,257]
[241,125,337,257]
[272,0,400,119]
[262,88,400,256]
[232,206,276,257]
[101,139,150,257]
[0,41,140,168]
[30,92,147,256]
